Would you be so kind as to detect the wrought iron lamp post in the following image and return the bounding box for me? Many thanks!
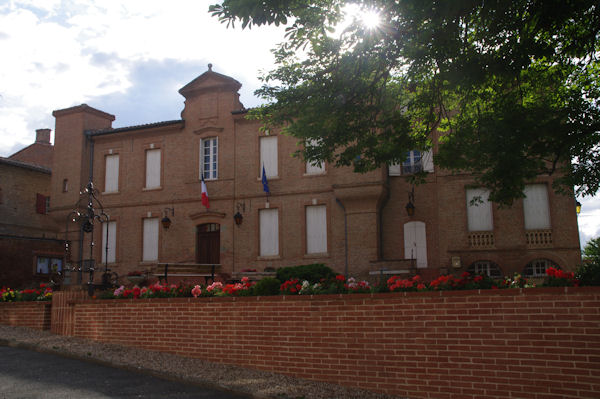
[64,180,110,296]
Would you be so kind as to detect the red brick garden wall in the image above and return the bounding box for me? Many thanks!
[60,287,600,399]
[0,301,51,330]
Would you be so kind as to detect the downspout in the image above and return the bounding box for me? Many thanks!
[335,198,348,278]
[77,132,95,284]
[378,172,391,261]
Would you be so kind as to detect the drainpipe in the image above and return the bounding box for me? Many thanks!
[76,132,95,284]
[378,173,391,260]
[335,198,348,278]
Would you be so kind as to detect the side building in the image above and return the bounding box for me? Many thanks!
[47,66,582,283]
[0,129,62,287]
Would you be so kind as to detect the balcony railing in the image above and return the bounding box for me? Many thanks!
[468,232,495,248]
[526,229,553,247]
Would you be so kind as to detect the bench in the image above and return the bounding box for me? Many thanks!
[151,263,221,285]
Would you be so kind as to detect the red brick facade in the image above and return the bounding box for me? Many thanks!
[44,66,581,283]
[53,288,599,399]
[1,138,62,288]
[0,301,51,330]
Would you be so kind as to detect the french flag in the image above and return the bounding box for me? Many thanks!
[201,176,210,208]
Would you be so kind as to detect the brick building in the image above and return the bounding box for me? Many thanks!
[0,129,63,288]
[45,66,581,283]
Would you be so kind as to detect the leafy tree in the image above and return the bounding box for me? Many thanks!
[210,0,600,204]
[583,237,600,263]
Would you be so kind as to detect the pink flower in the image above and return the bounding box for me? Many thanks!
[191,285,202,298]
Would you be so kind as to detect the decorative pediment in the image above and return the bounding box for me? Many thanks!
[189,210,226,221]
[179,64,242,99]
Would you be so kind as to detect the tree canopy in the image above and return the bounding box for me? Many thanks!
[210,0,600,205]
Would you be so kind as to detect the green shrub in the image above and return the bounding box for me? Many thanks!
[276,264,335,284]
[252,277,282,296]
[576,262,600,286]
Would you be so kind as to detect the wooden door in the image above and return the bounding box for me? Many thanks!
[196,223,220,264]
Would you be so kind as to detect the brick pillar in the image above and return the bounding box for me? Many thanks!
[50,289,88,336]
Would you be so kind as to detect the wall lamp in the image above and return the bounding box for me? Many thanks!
[576,200,582,215]
[234,202,245,226]
[161,207,175,229]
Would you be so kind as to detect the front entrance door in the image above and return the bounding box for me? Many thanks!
[196,223,220,264]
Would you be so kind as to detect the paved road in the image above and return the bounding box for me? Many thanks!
[0,346,250,398]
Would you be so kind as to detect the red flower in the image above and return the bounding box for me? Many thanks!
[335,275,346,282]
[132,287,141,299]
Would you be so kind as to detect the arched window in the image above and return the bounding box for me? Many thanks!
[467,260,503,278]
[523,258,558,278]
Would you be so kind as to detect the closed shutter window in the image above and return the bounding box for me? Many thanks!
[305,139,325,174]
[404,221,427,268]
[388,163,401,176]
[421,150,434,172]
[101,221,117,264]
[466,188,493,231]
[260,136,278,177]
[523,184,550,229]
[142,218,159,261]
[36,193,47,214]
[259,208,279,256]
[145,149,161,189]
[105,154,119,193]
[306,205,327,254]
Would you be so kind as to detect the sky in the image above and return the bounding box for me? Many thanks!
[1,0,598,249]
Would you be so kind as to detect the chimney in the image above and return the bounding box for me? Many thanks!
[36,128,51,144]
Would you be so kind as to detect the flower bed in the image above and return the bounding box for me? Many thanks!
[1,284,53,302]
[94,269,582,300]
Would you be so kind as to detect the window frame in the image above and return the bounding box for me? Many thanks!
[305,204,328,255]
[259,208,279,257]
[200,137,218,181]
[104,153,120,193]
[142,218,159,262]
[260,136,278,178]
[466,188,494,232]
[35,256,63,275]
[144,148,162,189]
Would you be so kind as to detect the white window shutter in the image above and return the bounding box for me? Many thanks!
[142,218,159,261]
[466,188,493,231]
[101,221,117,263]
[145,149,161,189]
[259,208,279,256]
[306,205,327,254]
[523,184,551,229]
[404,221,427,268]
[422,150,434,172]
[260,136,278,177]
[305,138,325,174]
[388,163,401,176]
[105,154,119,192]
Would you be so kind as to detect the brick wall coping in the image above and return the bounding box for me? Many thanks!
[66,286,600,305]
[0,301,52,307]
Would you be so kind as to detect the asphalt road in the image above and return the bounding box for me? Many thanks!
[0,346,250,399]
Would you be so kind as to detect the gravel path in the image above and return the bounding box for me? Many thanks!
[0,325,402,399]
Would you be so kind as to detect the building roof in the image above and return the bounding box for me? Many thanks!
[85,120,184,137]
[52,104,116,121]
[0,157,51,174]
[8,142,53,169]
[178,64,242,98]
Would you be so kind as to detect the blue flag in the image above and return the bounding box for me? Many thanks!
[261,165,270,195]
